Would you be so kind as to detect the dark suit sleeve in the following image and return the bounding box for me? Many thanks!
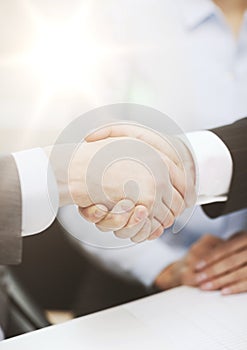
[0,155,22,264]
[202,118,247,218]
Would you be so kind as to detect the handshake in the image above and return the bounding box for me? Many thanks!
[51,123,197,242]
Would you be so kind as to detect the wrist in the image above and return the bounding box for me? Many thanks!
[44,143,89,207]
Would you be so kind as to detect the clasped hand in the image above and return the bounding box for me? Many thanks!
[155,231,247,295]
[64,123,196,242]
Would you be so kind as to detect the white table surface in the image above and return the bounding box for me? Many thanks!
[1,286,247,350]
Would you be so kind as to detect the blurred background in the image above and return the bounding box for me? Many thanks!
[0,0,199,153]
[0,0,128,152]
[2,0,247,339]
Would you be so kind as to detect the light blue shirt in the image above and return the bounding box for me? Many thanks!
[178,0,247,128]
[162,0,247,247]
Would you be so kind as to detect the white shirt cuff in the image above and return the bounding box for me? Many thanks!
[186,131,233,205]
[0,327,4,341]
[12,148,59,236]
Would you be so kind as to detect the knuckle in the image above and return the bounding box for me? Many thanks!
[210,279,220,289]
[79,208,89,219]
[232,268,243,281]
[131,235,142,243]
[202,234,215,241]
[229,255,241,268]
[95,224,109,232]
[181,272,191,285]
[209,266,218,276]
[107,214,125,228]
[145,195,155,210]
[190,243,199,254]
[162,213,174,228]
[114,229,129,239]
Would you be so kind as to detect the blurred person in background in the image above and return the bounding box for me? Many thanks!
[60,0,247,299]
[1,0,247,339]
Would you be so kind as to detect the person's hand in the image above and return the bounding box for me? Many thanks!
[195,231,247,295]
[59,129,190,241]
[85,123,196,208]
[80,123,196,240]
[79,199,151,243]
[72,136,182,240]
[46,140,151,241]
[154,234,223,290]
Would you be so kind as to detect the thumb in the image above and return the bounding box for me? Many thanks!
[85,126,113,142]
[85,123,143,142]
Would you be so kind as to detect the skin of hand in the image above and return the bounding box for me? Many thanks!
[46,141,152,242]
[68,133,189,242]
[80,123,196,241]
[195,231,247,295]
[154,234,223,290]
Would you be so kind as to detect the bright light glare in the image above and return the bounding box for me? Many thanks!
[27,23,109,93]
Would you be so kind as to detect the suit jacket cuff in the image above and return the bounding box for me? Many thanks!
[203,118,247,217]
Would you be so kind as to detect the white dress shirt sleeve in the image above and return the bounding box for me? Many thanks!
[186,131,233,205]
[12,148,59,236]
[81,238,187,287]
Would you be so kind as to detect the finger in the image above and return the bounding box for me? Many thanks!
[221,279,247,295]
[199,265,247,291]
[78,204,108,223]
[196,232,247,270]
[131,218,152,243]
[162,187,185,219]
[114,205,148,239]
[195,234,223,248]
[86,124,180,164]
[153,202,174,230]
[195,249,247,283]
[161,156,195,212]
[148,218,165,240]
[188,234,223,265]
[155,262,182,290]
[165,144,196,207]
[180,267,198,286]
[95,199,134,232]
[167,159,187,200]
[228,231,247,241]
[85,124,139,142]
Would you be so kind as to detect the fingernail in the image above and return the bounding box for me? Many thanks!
[95,209,104,218]
[221,288,231,295]
[135,208,148,220]
[196,260,206,270]
[196,273,207,283]
[200,282,213,290]
[120,200,134,212]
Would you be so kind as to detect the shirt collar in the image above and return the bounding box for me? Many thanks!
[179,0,217,30]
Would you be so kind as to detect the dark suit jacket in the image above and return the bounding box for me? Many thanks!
[0,155,22,333]
[203,118,247,218]
[0,155,22,265]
